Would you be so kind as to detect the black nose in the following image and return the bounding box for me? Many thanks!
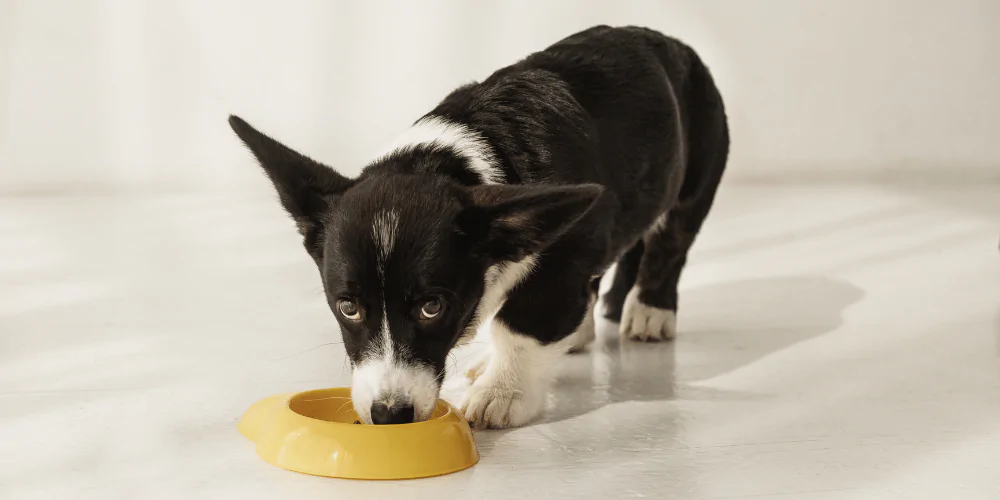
[370,402,415,425]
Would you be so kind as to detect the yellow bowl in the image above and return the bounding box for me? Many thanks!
[238,388,478,479]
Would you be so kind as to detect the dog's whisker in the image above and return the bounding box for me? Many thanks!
[301,395,344,402]
[332,398,355,416]
[445,352,460,374]
[273,342,344,361]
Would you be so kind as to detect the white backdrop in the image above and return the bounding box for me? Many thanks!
[1,0,998,194]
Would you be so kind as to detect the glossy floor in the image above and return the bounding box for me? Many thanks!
[2,184,998,499]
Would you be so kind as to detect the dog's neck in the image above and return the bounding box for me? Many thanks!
[368,116,506,186]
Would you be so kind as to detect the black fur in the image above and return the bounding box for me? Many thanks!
[230,25,728,420]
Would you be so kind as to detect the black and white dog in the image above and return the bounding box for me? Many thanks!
[230,26,728,429]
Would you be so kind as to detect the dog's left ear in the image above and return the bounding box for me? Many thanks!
[457,183,603,262]
[228,115,353,255]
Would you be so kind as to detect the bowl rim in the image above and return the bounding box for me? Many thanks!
[285,388,459,429]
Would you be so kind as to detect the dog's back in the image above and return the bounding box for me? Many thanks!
[424,25,728,270]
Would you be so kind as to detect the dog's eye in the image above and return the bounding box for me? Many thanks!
[419,299,443,320]
[338,300,361,321]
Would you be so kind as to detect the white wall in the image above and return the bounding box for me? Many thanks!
[1,0,997,194]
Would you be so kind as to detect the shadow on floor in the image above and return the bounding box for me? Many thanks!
[540,275,865,425]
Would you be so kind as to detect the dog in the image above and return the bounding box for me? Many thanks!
[229,25,728,429]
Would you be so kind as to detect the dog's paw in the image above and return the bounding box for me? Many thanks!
[464,349,492,383]
[460,374,544,429]
[620,287,677,341]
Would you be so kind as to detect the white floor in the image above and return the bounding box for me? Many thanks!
[2,184,998,499]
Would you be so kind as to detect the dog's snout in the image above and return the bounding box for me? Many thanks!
[370,402,415,425]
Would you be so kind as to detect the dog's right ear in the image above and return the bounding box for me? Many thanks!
[228,115,353,253]
[457,183,603,263]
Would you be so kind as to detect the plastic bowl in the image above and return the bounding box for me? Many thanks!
[238,388,478,479]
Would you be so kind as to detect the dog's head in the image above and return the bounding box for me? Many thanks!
[229,116,600,424]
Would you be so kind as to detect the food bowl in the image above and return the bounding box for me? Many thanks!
[238,388,478,479]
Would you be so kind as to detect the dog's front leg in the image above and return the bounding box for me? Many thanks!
[460,274,593,429]
[460,319,557,429]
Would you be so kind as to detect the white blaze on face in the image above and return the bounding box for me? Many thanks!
[372,210,399,278]
[351,209,440,423]
[371,209,400,357]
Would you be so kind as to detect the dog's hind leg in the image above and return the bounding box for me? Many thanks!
[566,284,598,353]
[619,209,692,342]
[601,240,644,322]
[620,168,727,342]
[621,58,729,342]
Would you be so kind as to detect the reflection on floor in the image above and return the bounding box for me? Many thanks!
[2,185,998,499]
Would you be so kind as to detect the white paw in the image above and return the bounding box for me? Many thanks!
[620,287,677,341]
[460,372,545,429]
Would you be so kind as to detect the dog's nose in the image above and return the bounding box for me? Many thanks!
[369,402,415,425]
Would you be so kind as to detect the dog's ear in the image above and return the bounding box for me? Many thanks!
[457,183,603,262]
[228,115,353,253]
